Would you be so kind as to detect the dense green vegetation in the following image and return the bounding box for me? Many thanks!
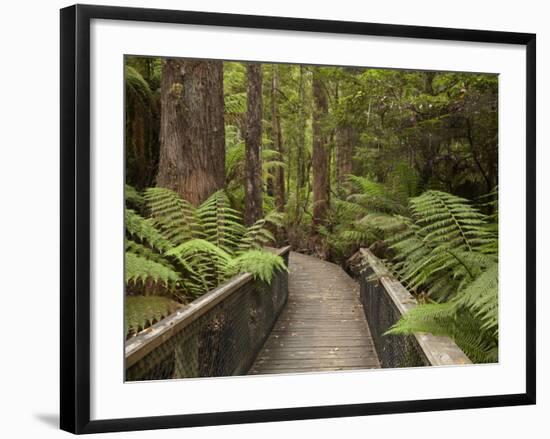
[124,186,285,337]
[125,55,498,362]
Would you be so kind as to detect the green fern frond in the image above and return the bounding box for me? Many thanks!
[144,187,201,245]
[410,191,487,251]
[125,184,144,210]
[455,262,498,336]
[125,252,180,287]
[198,191,246,254]
[239,211,284,252]
[125,65,152,108]
[346,175,408,214]
[125,240,172,266]
[125,295,181,337]
[386,302,497,363]
[225,250,288,284]
[167,238,233,265]
[379,189,499,363]
[125,209,172,252]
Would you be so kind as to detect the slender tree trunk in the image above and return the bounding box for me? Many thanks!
[157,59,225,206]
[244,63,263,226]
[271,65,285,212]
[295,66,307,220]
[311,71,330,242]
[336,124,357,190]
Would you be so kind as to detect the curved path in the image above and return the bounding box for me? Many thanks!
[249,252,380,374]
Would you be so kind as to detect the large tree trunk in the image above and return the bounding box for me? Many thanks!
[244,63,263,226]
[271,65,285,212]
[157,59,225,206]
[311,71,330,245]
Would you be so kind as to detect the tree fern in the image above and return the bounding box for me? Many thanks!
[328,176,409,258]
[144,187,201,245]
[225,250,288,284]
[197,191,246,254]
[125,65,152,109]
[125,295,181,338]
[125,208,172,253]
[386,303,498,363]
[125,187,289,335]
[125,252,180,287]
[347,175,408,215]
[381,189,499,363]
[409,191,488,251]
[238,211,283,252]
[125,184,144,210]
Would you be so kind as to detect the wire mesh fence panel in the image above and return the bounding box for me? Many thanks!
[358,248,470,368]
[126,249,290,381]
[359,265,429,368]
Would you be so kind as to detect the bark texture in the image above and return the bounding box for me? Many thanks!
[157,59,225,206]
[311,72,330,233]
[294,66,307,221]
[244,63,263,226]
[271,65,285,212]
[336,124,358,189]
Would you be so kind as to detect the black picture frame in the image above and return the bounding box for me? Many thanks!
[60,4,536,434]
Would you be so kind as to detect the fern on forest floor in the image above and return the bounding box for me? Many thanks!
[379,190,498,363]
[125,295,181,338]
[124,186,287,338]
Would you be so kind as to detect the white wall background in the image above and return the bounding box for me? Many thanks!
[0,0,546,437]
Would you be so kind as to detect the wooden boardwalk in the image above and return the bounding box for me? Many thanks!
[249,252,380,374]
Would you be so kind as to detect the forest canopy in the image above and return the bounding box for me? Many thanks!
[124,56,498,363]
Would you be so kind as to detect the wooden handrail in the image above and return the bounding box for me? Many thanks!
[360,248,471,366]
[125,246,291,368]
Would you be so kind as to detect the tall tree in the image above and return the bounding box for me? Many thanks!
[271,65,285,212]
[157,59,225,206]
[336,124,358,190]
[294,66,308,221]
[311,70,330,244]
[244,63,263,226]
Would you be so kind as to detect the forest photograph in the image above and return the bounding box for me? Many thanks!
[124,55,499,381]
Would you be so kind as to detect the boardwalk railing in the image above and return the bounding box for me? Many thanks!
[358,248,471,368]
[125,246,291,381]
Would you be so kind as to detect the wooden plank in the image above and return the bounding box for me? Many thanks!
[265,338,371,349]
[249,366,378,374]
[250,252,380,374]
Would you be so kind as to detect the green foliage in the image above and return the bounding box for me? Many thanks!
[125,184,144,210]
[386,301,497,363]
[382,190,498,363]
[125,296,181,338]
[226,250,288,284]
[320,176,409,261]
[197,191,246,254]
[125,208,172,252]
[144,187,201,245]
[239,211,284,252]
[123,59,499,361]
[124,185,286,337]
[347,175,408,215]
[125,252,180,287]
[125,65,152,108]
[387,191,496,299]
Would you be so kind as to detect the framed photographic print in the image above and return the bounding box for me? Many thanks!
[60,4,536,434]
